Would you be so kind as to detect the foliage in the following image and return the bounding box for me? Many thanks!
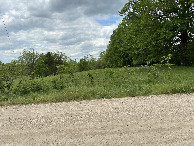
[16,50,73,77]
[0,0,193,106]
[0,49,108,95]
[77,55,96,72]
[95,51,107,69]
[18,49,39,78]
[105,0,193,67]
[0,66,194,106]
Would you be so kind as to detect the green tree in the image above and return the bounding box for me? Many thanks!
[96,51,107,69]
[0,61,19,91]
[57,59,78,75]
[34,53,48,77]
[106,0,193,67]
[78,55,96,72]
[18,49,39,78]
[44,52,68,76]
[105,25,134,67]
[44,52,55,76]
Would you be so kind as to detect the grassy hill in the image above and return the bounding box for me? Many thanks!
[0,65,194,106]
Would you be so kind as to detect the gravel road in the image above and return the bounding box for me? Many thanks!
[0,93,194,146]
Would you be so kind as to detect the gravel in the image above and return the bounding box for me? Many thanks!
[0,93,194,146]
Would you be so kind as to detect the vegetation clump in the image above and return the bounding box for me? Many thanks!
[0,0,193,106]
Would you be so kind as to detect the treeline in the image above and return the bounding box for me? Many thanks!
[105,0,193,67]
[1,0,193,88]
[0,49,106,83]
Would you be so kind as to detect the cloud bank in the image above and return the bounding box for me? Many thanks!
[0,0,128,63]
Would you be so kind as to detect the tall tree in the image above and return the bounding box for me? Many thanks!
[18,49,39,78]
[44,52,68,76]
[106,0,193,66]
[34,53,48,77]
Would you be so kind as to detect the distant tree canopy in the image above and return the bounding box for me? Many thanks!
[0,49,108,82]
[105,0,193,67]
[17,50,74,78]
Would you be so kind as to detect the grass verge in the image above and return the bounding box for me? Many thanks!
[0,66,194,106]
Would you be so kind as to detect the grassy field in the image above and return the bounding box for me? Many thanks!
[0,65,194,106]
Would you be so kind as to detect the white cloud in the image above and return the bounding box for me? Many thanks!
[89,50,99,56]
[0,0,128,63]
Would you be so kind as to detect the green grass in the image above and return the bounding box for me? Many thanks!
[0,66,194,106]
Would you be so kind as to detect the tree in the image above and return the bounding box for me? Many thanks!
[96,51,107,69]
[0,61,19,91]
[106,0,193,67]
[44,52,69,76]
[105,25,134,67]
[18,49,39,78]
[44,52,55,76]
[78,55,96,72]
[34,53,48,77]
[57,59,78,75]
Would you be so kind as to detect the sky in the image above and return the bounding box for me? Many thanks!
[0,0,128,63]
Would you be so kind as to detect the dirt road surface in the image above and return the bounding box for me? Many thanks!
[0,93,194,146]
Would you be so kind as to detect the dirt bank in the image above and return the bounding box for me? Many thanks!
[0,93,194,146]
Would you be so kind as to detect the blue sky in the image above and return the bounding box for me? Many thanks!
[0,0,128,63]
[96,16,121,26]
